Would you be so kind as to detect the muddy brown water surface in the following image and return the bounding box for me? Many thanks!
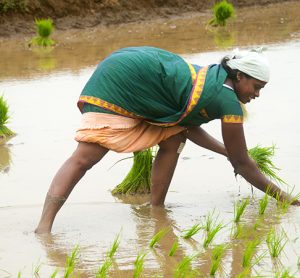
[1,2,300,277]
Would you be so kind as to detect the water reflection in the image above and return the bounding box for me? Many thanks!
[0,144,12,173]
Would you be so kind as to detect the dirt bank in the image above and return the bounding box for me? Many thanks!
[0,0,294,37]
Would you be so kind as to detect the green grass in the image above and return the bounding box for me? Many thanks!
[234,198,249,223]
[266,228,287,258]
[258,192,269,215]
[149,227,169,248]
[30,18,55,47]
[133,252,147,278]
[168,239,179,256]
[63,245,80,278]
[181,223,202,239]
[0,95,15,137]
[50,268,59,278]
[209,0,235,27]
[248,145,287,185]
[112,149,154,195]
[210,244,227,276]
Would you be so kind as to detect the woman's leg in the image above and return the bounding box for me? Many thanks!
[150,132,187,206]
[35,142,109,233]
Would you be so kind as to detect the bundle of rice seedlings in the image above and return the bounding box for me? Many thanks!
[208,0,235,27]
[248,145,287,185]
[30,18,55,47]
[0,95,15,141]
[112,148,154,195]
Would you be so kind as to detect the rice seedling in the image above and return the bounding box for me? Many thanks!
[95,258,113,278]
[133,251,147,278]
[208,0,235,27]
[181,223,202,239]
[107,233,121,259]
[275,268,296,278]
[202,209,219,232]
[168,239,179,256]
[258,192,269,215]
[174,253,200,278]
[149,227,169,248]
[234,198,249,223]
[0,95,15,138]
[210,244,227,276]
[276,186,300,212]
[203,222,223,248]
[50,268,59,278]
[112,148,154,195]
[30,18,55,47]
[242,239,262,268]
[248,145,287,185]
[32,259,42,277]
[266,228,287,258]
[63,245,80,278]
[297,256,300,269]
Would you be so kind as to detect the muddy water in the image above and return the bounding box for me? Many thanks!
[1,2,300,278]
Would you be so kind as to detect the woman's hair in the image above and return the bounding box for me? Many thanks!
[221,56,251,80]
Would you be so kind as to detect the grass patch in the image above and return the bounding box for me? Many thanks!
[30,18,55,47]
[203,222,223,248]
[242,239,264,268]
[112,149,154,195]
[208,0,235,27]
[0,0,27,13]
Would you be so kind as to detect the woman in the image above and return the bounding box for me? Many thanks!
[35,46,299,233]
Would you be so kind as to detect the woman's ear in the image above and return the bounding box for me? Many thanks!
[236,71,242,82]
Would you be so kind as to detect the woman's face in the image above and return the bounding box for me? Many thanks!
[234,72,267,104]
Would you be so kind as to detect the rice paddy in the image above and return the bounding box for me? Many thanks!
[1,5,300,277]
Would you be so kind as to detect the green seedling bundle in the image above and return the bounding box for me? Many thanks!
[112,148,154,195]
[0,95,15,141]
[30,18,55,47]
[208,0,235,27]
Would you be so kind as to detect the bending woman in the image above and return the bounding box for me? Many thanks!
[35,46,299,233]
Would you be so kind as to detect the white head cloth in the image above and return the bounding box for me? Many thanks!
[226,48,270,82]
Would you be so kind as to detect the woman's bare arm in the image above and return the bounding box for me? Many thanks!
[187,126,227,156]
[221,122,300,205]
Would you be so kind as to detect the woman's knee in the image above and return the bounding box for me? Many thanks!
[71,142,108,171]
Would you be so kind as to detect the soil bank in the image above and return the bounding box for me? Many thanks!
[0,0,295,37]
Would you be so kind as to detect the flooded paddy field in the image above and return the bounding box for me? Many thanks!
[1,2,300,277]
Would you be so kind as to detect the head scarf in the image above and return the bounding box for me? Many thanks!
[226,48,270,82]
